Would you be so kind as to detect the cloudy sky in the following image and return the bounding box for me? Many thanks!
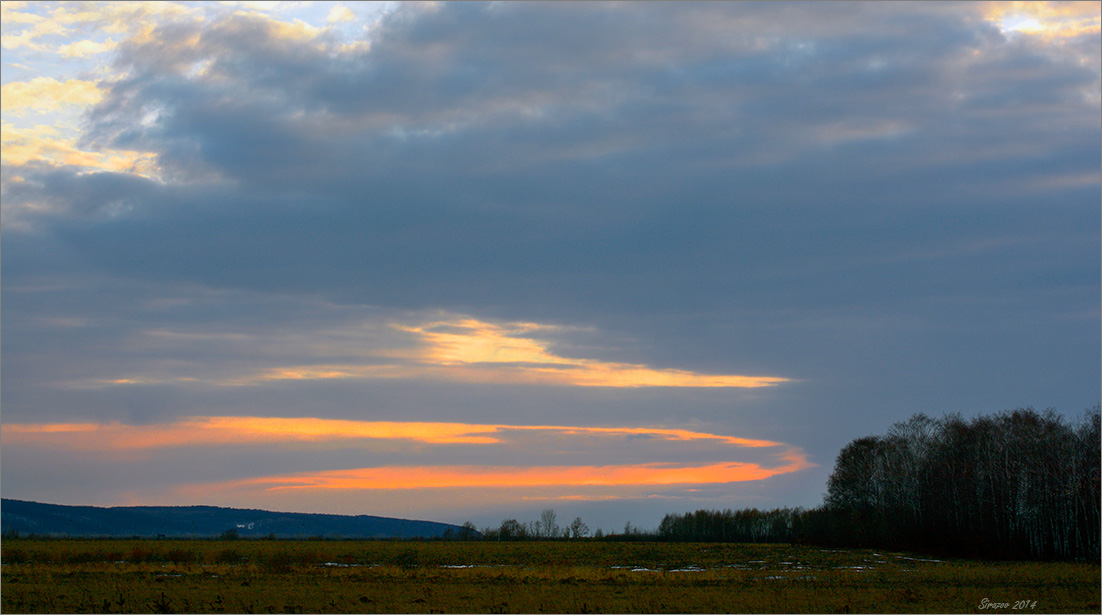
[2,1,1099,532]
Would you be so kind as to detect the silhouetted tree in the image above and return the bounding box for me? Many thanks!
[458,521,478,540]
[569,517,590,539]
[539,509,559,539]
[497,519,526,541]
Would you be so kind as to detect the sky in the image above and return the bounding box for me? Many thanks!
[1,1,1099,534]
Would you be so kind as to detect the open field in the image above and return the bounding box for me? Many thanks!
[2,539,1098,613]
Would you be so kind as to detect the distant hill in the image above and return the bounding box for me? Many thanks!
[0,499,473,539]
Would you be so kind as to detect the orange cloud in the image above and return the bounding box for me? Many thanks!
[59,37,118,58]
[0,417,502,450]
[327,4,356,24]
[0,417,787,452]
[1,121,157,176]
[0,77,103,115]
[82,315,791,389]
[387,317,789,388]
[4,416,815,504]
[983,1,1101,39]
[214,459,814,493]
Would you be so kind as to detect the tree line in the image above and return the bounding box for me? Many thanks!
[431,509,591,541]
[656,406,1100,560]
[462,407,1099,560]
[815,406,1099,559]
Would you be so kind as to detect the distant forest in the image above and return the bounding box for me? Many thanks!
[477,407,1100,561]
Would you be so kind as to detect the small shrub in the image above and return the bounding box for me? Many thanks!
[66,550,103,564]
[150,591,175,614]
[214,548,244,564]
[263,551,293,573]
[294,549,320,567]
[392,548,420,570]
[4,549,29,564]
[261,549,318,572]
[164,548,194,564]
[129,546,155,563]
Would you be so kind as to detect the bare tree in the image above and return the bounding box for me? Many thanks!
[539,509,559,539]
[458,521,478,540]
[568,516,589,539]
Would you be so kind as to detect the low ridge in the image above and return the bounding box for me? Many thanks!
[0,499,470,539]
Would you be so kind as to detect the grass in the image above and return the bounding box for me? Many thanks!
[2,539,1098,613]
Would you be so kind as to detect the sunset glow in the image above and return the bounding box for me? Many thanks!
[984,1,1101,39]
[0,417,791,453]
[82,315,791,389]
[265,315,790,388]
[212,460,815,493]
[1,417,500,449]
[2,417,813,500]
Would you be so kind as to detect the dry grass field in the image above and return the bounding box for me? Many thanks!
[2,539,1098,613]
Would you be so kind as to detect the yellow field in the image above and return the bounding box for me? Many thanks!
[2,539,1098,613]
